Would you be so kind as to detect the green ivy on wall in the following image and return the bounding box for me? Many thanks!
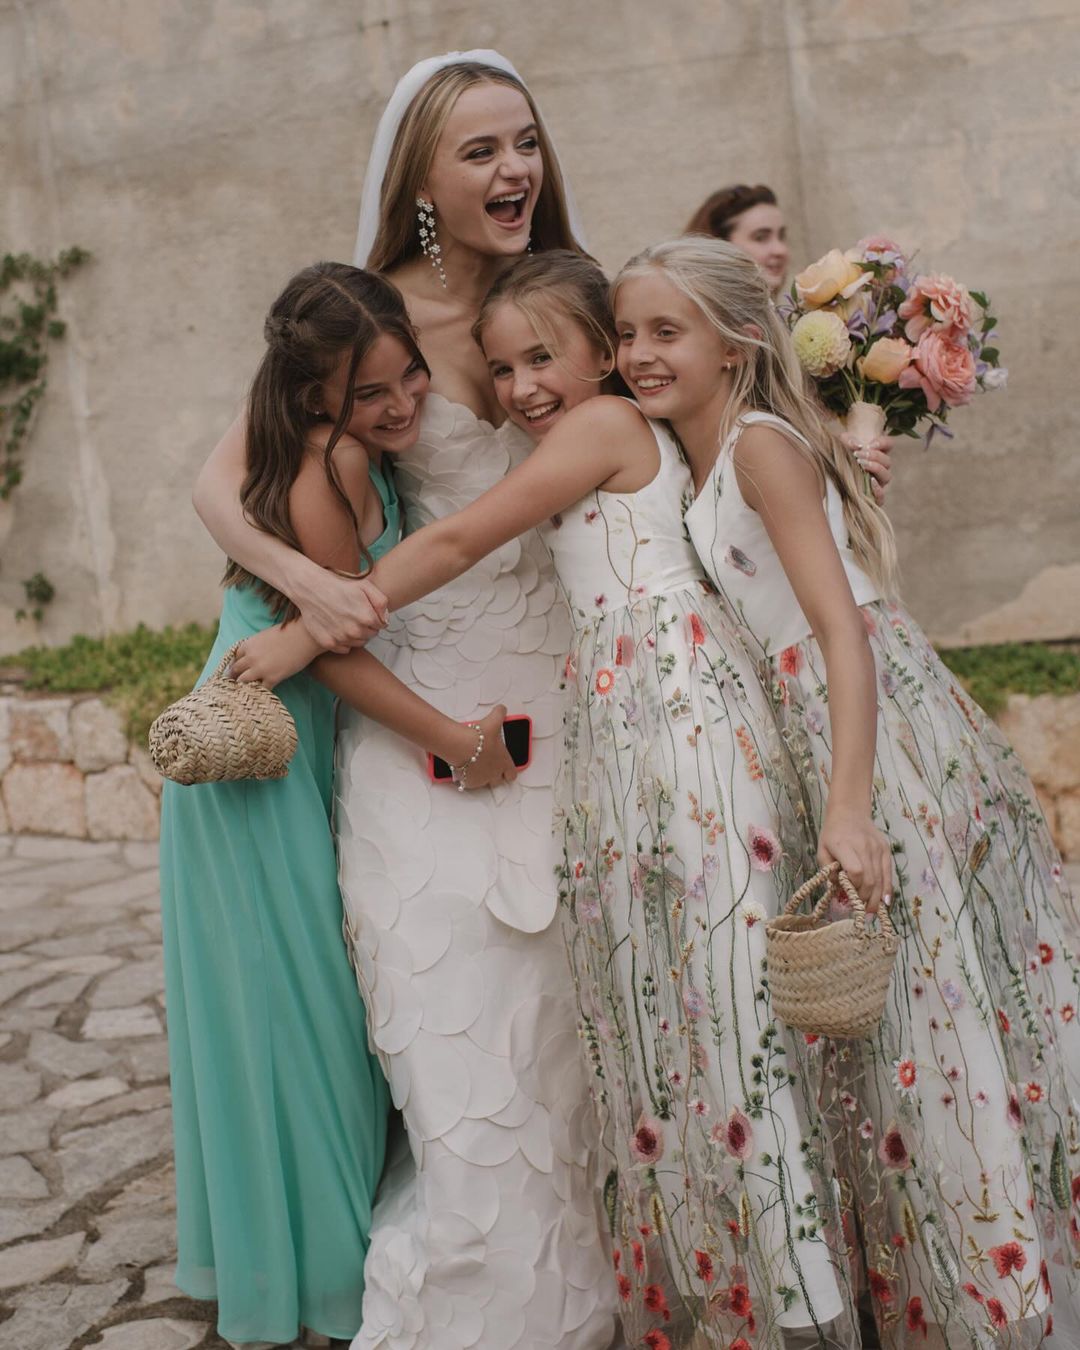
[0,246,89,620]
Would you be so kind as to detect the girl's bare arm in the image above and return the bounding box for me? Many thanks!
[734,424,893,910]
[192,414,387,649]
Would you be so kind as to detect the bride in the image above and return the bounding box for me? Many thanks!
[193,51,618,1350]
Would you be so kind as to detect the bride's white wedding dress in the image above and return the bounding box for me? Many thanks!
[336,394,618,1350]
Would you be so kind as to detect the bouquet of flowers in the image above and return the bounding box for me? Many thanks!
[782,236,1006,451]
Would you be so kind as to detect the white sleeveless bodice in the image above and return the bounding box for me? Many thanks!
[684,411,880,653]
[537,412,705,625]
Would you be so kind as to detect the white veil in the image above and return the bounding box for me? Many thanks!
[352,48,587,268]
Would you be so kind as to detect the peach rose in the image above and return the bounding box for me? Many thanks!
[795,248,870,308]
[857,337,913,384]
[898,274,973,342]
[898,331,976,411]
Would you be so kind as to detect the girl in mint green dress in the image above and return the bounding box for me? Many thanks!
[159,263,515,1348]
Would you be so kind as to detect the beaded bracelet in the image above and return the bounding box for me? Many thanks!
[450,723,485,793]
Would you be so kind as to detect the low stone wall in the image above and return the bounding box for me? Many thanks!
[996,692,1080,862]
[0,684,1077,857]
[0,689,160,842]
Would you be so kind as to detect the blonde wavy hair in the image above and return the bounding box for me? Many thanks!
[366,63,585,275]
[613,237,898,597]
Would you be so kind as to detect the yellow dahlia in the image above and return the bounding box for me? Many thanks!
[791,310,852,377]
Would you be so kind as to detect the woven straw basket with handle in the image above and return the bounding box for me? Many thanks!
[148,641,298,785]
[765,864,900,1039]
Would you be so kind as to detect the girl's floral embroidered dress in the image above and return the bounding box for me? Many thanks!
[542,412,861,1348]
[686,411,1080,1348]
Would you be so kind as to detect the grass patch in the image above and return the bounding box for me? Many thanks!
[938,642,1080,716]
[2,626,1076,744]
[3,622,218,743]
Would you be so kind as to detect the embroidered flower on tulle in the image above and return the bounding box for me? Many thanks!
[725,545,757,577]
[594,668,617,700]
[877,1122,911,1170]
[740,901,766,927]
[940,979,965,1010]
[973,1089,990,1109]
[840,1091,857,1112]
[615,634,635,666]
[643,1332,672,1350]
[906,1296,928,1335]
[893,1058,918,1095]
[631,1115,665,1165]
[1062,1004,1076,1023]
[724,1107,754,1160]
[779,645,803,676]
[691,1098,710,1117]
[643,1284,671,1320]
[1024,1081,1044,1104]
[728,1283,752,1317]
[683,989,706,1020]
[1039,942,1054,965]
[990,1242,1027,1278]
[858,1118,874,1140]
[747,824,781,871]
[867,1268,894,1303]
[695,1249,715,1284]
[1007,1090,1023,1129]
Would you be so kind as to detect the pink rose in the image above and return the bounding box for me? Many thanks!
[898,274,973,342]
[898,331,976,411]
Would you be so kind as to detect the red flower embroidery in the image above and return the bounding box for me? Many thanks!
[962,1282,985,1305]
[730,1341,753,1350]
[906,1296,928,1337]
[877,1122,911,1171]
[986,1297,1008,1328]
[989,1241,1026,1278]
[779,645,803,676]
[612,1250,621,1270]
[1007,1091,1023,1129]
[694,1249,714,1284]
[729,1283,752,1317]
[616,1273,631,1301]
[631,1239,645,1273]
[867,1268,894,1304]
[997,1009,1010,1034]
[1072,1174,1080,1206]
[1040,1259,1053,1300]
[643,1285,670,1321]
[643,1332,672,1350]
[630,1117,664,1166]
[688,612,706,645]
[615,634,635,666]
[1039,942,1054,964]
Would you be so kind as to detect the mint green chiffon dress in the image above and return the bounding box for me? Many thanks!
[159,463,397,1345]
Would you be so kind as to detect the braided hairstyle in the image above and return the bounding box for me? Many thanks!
[223,261,427,614]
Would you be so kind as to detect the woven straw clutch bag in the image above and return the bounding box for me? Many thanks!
[148,641,298,785]
[765,864,899,1039]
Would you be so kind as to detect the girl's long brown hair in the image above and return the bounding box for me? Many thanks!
[366,63,585,275]
[223,262,427,616]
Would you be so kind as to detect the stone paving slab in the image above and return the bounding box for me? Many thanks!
[0,833,315,1350]
[1,832,1078,1349]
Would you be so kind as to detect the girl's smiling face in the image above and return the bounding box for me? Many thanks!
[482,301,609,440]
[614,269,730,423]
[320,333,430,457]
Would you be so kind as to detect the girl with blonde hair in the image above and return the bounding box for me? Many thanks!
[614,235,1080,1347]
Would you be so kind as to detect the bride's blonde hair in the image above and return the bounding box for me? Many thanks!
[614,237,898,596]
[366,63,584,274]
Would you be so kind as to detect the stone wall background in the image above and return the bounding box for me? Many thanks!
[2,0,1079,654]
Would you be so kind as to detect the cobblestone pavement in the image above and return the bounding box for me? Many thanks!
[0,833,334,1350]
[2,834,1079,1349]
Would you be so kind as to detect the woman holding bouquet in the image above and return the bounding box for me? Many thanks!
[613,235,1080,1347]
